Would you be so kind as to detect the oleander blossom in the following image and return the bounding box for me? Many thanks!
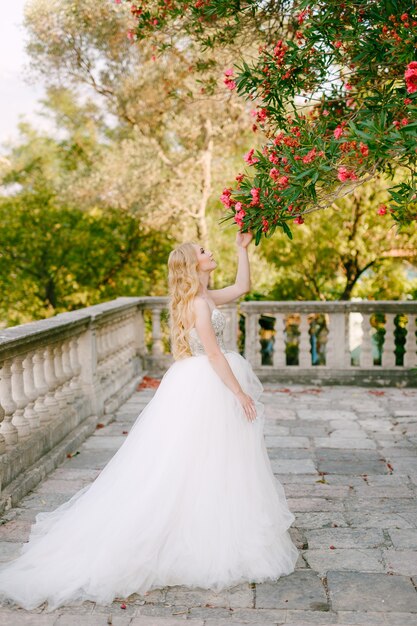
[337,166,358,182]
[405,61,417,94]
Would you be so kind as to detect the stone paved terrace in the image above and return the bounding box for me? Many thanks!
[0,384,417,626]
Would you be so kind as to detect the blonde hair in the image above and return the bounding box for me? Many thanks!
[168,242,201,360]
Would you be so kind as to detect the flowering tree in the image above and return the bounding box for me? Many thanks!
[125,0,417,242]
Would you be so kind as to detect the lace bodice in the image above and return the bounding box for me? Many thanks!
[188,308,227,356]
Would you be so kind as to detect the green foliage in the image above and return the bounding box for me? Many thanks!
[0,196,171,327]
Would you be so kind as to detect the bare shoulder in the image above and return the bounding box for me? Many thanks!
[192,296,211,316]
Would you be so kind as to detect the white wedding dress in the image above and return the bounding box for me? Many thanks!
[0,308,298,612]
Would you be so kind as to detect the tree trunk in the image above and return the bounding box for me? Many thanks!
[195,118,212,250]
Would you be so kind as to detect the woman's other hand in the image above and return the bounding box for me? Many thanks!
[235,389,257,422]
[236,231,253,249]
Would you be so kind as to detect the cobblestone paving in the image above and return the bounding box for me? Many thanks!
[1,385,417,625]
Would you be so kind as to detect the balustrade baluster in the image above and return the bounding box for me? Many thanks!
[404,314,417,368]
[43,345,60,417]
[326,312,349,368]
[11,356,31,439]
[382,314,396,368]
[273,314,286,367]
[69,337,83,398]
[151,308,164,356]
[244,313,261,367]
[22,351,41,430]
[33,348,53,423]
[298,314,311,368]
[53,344,69,403]
[0,360,18,446]
[360,314,374,367]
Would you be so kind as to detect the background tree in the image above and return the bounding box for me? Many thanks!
[260,178,417,301]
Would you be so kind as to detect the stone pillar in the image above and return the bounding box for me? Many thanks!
[298,314,311,368]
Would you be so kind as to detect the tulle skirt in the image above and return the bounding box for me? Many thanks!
[0,350,298,612]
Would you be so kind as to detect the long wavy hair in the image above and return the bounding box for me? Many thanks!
[168,242,201,360]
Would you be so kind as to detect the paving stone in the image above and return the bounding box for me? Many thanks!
[305,529,385,549]
[0,519,32,542]
[92,422,133,436]
[284,485,350,499]
[19,492,71,511]
[345,512,414,529]
[286,609,338,623]
[0,612,57,625]
[351,485,414,499]
[304,548,384,574]
[295,512,349,529]
[0,541,24,562]
[81,436,127,450]
[383,549,417,575]
[50,468,101,481]
[164,584,253,609]
[297,410,358,421]
[60,449,115,469]
[327,571,417,612]
[265,436,310,448]
[271,459,317,474]
[34,479,87,495]
[336,611,417,625]
[314,438,377,450]
[316,460,388,475]
[131,617,203,625]
[255,571,328,610]
[388,529,417,549]
[288,498,344,512]
[227,608,288,622]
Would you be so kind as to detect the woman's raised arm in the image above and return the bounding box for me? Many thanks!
[208,232,253,306]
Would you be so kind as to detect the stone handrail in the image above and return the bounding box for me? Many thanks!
[1,296,416,513]
[240,300,417,386]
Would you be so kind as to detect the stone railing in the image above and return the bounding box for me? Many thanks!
[0,298,144,513]
[1,296,416,513]
[240,300,417,386]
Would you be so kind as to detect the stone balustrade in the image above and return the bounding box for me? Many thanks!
[1,296,416,513]
[240,300,417,386]
[0,298,144,513]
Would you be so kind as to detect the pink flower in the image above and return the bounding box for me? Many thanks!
[234,202,242,212]
[404,98,412,105]
[244,149,259,165]
[269,167,280,181]
[359,142,369,156]
[334,40,342,48]
[322,109,330,116]
[220,188,232,207]
[261,216,269,232]
[294,216,304,224]
[377,204,387,215]
[250,187,260,205]
[337,166,357,182]
[114,0,122,3]
[344,83,353,90]
[235,173,245,183]
[401,118,409,126]
[224,68,234,77]
[277,175,290,189]
[224,78,236,90]
[405,61,417,94]
[302,148,317,164]
[333,126,343,139]
[127,29,136,41]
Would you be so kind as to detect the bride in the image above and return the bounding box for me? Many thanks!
[0,230,298,612]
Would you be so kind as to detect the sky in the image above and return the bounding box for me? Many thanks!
[0,1,45,146]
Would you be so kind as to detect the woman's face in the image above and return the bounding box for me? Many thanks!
[193,244,217,273]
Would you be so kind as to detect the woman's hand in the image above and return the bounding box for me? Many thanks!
[236,230,253,249]
[235,389,257,422]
